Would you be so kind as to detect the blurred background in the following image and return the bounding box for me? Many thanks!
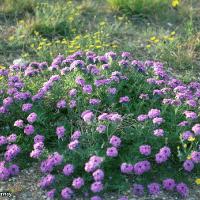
[0,0,199,81]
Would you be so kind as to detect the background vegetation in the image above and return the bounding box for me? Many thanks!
[0,0,199,81]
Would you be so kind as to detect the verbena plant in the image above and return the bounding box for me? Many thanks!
[0,51,200,199]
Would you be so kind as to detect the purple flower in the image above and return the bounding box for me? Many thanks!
[83,84,93,94]
[24,124,34,135]
[191,151,200,163]
[27,112,37,124]
[92,169,104,181]
[119,96,130,103]
[106,147,118,157]
[192,124,200,135]
[57,99,67,109]
[148,109,161,119]
[152,117,164,125]
[139,145,151,156]
[184,111,197,120]
[22,103,33,112]
[133,160,151,175]
[46,189,56,199]
[85,156,103,173]
[121,52,131,59]
[30,149,42,158]
[155,153,168,164]
[56,126,65,139]
[153,129,164,137]
[75,76,85,86]
[98,55,108,63]
[107,87,117,95]
[139,93,149,100]
[90,181,103,193]
[183,160,194,172]
[71,130,81,141]
[7,134,17,143]
[81,110,94,123]
[178,121,189,127]
[0,136,7,146]
[61,187,73,200]
[69,100,76,108]
[102,64,110,70]
[38,174,55,189]
[182,131,193,141]
[107,113,122,122]
[63,164,74,176]
[14,119,24,128]
[34,134,45,143]
[72,177,85,189]
[109,135,121,148]
[8,164,20,176]
[98,113,108,121]
[160,146,171,157]
[176,183,189,198]
[96,125,107,134]
[3,97,13,107]
[147,183,160,195]
[119,59,129,67]
[50,152,63,166]
[69,89,77,97]
[132,184,144,196]
[89,98,101,105]
[68,140,79,150]
[186,100,197,107]
[120,163,133,174]
[0,167,10,181]
[162,178,176,191]
[33,142,44,150]
[137,114,148,122]
[91,196,102,200]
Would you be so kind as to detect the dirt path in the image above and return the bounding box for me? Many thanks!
[0,164,200,200]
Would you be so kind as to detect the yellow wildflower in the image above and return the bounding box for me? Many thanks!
[150,36,156,41]
[146,44,151,48]
[171,31,176,35]
[188,136,195,142]
[195,178,200,185]
[172,0,179,8]
[154,39,159,43]
[168,37,175,41]
[187,155,191,160]
[0,65,5,69]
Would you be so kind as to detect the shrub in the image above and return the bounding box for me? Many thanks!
[0,51,200,199]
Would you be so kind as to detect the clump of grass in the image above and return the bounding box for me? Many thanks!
[0,0,35,16]
[107,0,168,15]
[13,1,82,38]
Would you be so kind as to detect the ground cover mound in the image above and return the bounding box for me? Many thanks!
[0,51,200,199]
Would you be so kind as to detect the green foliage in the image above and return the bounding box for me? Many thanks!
[107,0,168,15]
[0,0,36,15]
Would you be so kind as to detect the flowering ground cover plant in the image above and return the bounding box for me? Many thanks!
[0,51,200,199]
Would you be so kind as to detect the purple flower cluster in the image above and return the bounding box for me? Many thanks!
[84,156,103,173]
[155,146,171,164]
[30,134,45,159]
[40,152,63,173]
[133,160,151,175]
[32,75,60,101]
[4,144,21,162]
